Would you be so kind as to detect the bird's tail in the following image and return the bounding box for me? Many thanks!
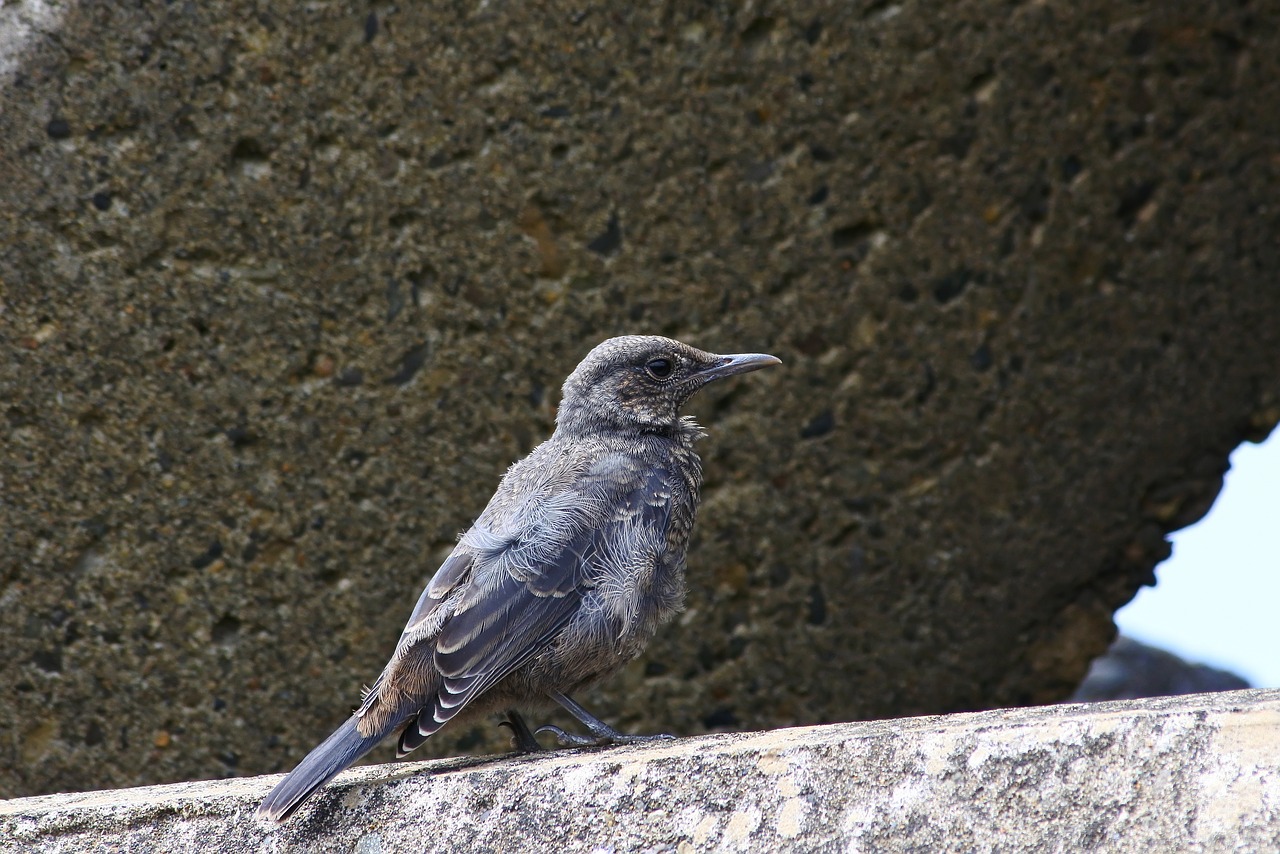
[256,716,384,822]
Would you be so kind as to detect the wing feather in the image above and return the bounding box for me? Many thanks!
[396,462,678,754]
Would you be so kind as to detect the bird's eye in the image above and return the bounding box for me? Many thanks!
[645,357,674,380]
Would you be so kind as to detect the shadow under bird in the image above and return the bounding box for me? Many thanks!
[257,335,781,822]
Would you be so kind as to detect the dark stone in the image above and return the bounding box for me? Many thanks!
[1117,180,1159,225]
[809,143,834,162]
[807,584,827,625]
[832,222,876,250]
[586,214,622,255]
[800,410,835,439]
[1070,636,1250,702]
[224,426,254,447]
[1062,154,1083,181]
[386,280,405,321]
[970,344,993,371]
[335,368,364,387]
[933,268,973,304]
[1126,29,1153,57]
[385,343,430,385]
[31,649,62,674]
[211,616,242,645]
[191,540,224,570]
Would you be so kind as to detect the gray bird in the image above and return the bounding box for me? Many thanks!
[257,335,780,822]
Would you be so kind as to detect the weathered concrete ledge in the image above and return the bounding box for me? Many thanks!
[3,689,1278,853]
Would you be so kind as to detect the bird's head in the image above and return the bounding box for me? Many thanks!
[556,335,781,434]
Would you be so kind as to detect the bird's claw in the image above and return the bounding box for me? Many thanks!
[535,724,676,748]
[535,724,598,747]
[499,714,545,752]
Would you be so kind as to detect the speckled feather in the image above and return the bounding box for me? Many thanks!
[256,335,779,822]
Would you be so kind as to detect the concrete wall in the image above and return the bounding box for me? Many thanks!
[3,689,1278,852]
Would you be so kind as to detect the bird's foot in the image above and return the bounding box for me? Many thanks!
[541,690,677,747]
[499,710,545,752]
[535,723,676,748]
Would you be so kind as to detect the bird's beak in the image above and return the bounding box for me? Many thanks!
[699,352,782,382]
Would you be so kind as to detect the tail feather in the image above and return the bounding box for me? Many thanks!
[256,717,384,822]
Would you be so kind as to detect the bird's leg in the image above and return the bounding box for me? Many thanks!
[498,710,545,752]
[535,691,676,747]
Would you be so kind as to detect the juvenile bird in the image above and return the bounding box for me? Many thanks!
[257,335,780,822]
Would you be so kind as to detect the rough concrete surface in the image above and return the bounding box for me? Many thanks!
[2,0,1278,798]
[4,689,1280,853]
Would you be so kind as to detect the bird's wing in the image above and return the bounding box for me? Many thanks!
[355,548,475,718]
[404,549,475,638]
[396,462,676,753]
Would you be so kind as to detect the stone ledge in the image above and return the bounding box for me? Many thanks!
[3,689,1278,853]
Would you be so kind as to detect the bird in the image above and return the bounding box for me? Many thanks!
[256,335,781,822]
